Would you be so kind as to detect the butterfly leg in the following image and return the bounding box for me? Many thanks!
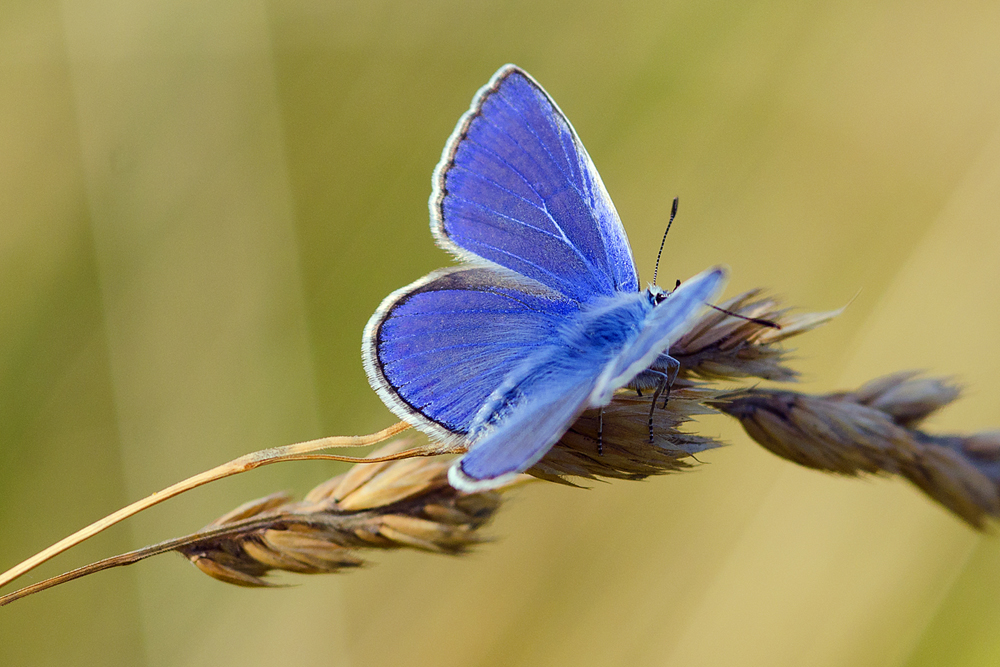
[597,407,604,456]
[660,355,680,409]
[646,357,681,442]
[647,371,669,443]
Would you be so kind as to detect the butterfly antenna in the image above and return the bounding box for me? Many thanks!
[652,197,679,287]
[707,303,782,329]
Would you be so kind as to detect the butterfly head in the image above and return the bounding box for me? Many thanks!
[647,284,670,305]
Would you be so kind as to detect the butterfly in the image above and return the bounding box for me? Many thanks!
[363,65,727,492]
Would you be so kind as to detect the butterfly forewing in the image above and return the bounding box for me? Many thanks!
[431,65,639,303]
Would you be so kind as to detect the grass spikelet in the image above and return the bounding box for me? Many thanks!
[671,290,843,381]
[179,440,504,587]
[533,385,724,483]
[712,373,1000,528]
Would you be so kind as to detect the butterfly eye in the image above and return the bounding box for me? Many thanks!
[646,285,669,305]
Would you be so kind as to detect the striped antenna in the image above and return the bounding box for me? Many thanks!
[652,197,679,286]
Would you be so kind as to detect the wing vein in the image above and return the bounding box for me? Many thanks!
[490,90,612,289]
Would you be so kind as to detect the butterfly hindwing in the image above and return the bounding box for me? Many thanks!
[449,372,599,491]
[431,65,639,303]
[362,266,577,441]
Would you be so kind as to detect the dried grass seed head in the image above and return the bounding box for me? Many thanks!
[180,440,504,587]
[714,373,1000,528]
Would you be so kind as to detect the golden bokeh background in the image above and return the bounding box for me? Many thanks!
[2,1,1000,665]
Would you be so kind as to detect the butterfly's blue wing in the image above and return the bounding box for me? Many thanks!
[449,369,598,491]
[362,266,577,441]
[431,65,639,303]
[449,267,728,492]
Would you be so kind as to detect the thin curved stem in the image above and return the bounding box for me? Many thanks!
[0,421,414,592]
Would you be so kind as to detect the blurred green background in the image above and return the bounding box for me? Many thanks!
[2,1,1000,665]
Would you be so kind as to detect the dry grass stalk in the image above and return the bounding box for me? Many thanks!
[712,372,1000,528]
[0,439,507,602]
[180,439,506,587]
[5,288,999,603]
[0,421,420,593]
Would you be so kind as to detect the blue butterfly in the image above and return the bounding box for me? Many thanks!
[363,65,727,492]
